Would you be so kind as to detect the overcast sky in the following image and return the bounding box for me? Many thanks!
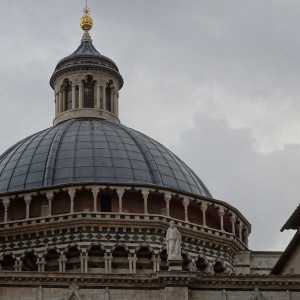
[1,0,300,251]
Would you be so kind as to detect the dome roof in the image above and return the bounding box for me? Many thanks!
[50,33,123,89]
[0,118,212,197]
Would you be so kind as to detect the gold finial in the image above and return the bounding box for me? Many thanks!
[80,0,93,31]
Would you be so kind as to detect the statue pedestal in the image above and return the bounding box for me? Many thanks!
[168,257,183,271]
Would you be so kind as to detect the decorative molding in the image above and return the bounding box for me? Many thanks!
[65,283,84,300]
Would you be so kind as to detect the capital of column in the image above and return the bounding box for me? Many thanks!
[183,197,190,208]
[24,195,32,205]
[68,187,77,199]
[230,214,237,223]
[164,193,172,202]
[200,201,208,211]
[2,197,10,208]
[218,210,225,217]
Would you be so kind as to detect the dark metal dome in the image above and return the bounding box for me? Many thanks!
[0,118,212,197]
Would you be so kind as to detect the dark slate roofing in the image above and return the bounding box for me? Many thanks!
[0,118,212,197]
[50,34,123,89]
[55,38,119,72]
[280,204,300,231]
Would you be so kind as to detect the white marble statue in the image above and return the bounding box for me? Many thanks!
[166,220,182,259]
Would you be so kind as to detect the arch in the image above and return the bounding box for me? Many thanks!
[74,188,93,213]
[52,191,71,215]
[122,190,144,214]
[65,245,81,272]
[29,193,49,218]
[0,254,15,271]
[111,244,130,274]
[136,245,153,274]
[44,248,60,272]
[98,189,118,213]
[147,192,165,215]
[0,200,4,223]
[159,248,168,271]
[213,260,226,274]
[206,204,221,230]
[21,250,38,271]
[195,255,209,273]
[88,244,105,273]
[169,196,185,221]
[188,201,203,226]
[83,75,95,108]
[7,197,26,221]
[63,78,72,111]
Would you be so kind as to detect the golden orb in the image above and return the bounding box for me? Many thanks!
[80,15,93,31]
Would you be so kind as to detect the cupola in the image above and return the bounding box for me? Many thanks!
[50,4,123,125]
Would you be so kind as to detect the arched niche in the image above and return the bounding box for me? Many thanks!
[136,246,153,274]
[206,205,220,230]
[83,75,95,108]
[122,190,143,214]
[159,249,168,271]
[74,189,93,213]
[88,245,105,273]
[52,191,70,215]
[63,79,72,111]
[65,246,81,273]
[98,189,118,213]
[44,249,60,272]
[29,194,49,218]
[188,201,203,226]
[0,201,4,223]
[111,245,129,274]
[169,196,185,221]
[223,211,232,233]
[213,261,226,274]
[147,192,165,215]
[22,251,38,272]
[105,80,114,112]
[0,254,15,271]
[195,257,208,273]
[8,197,26,221]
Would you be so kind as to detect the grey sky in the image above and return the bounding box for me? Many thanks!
[0,0,299,250]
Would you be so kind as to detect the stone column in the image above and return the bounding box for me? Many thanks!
[62,89,66,112]
[156,256,161,272]
[132,254,137,274]
[58,91,63,114]
[55,91,59,116]
[78,83,83,108]
[117,188,126,213]
[152,256,157,272]
[46,192,54,216]
[230,215,237,235]
[80,253,84,273]
[183,198,190,222]
[115,92,119,116]
[237,222,243,240]
[104,253,109,274]
[2,198,10,223]
[218,209,225,231]
[91,187,98,212]
[59,255,67,272]
[96,84,101,109]
[142,191,148,214]
[102,85,107,110]
[164,195,171,217]
[84,253,89,273]
[68,188,76,214]
[72,83,76,109]
[128,256,133,274]
[24,195,32,220]
[108,254,112,274]
[200,202,208,227]
[244,227,249,247]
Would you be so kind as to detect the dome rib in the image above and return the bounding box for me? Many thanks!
[0,118,212,198]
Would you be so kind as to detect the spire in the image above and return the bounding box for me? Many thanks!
[80,0,93,32]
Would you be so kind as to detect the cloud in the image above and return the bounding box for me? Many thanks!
[172,113,299,250]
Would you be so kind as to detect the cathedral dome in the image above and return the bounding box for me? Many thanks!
[0,118,212,197]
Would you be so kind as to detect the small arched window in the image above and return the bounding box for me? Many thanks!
[63,79,72,111]
[106,81,113,112]
[84,76,95,108]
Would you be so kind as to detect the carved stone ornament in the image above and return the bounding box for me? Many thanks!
[65,283,84,300]
[251,287,262,300]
